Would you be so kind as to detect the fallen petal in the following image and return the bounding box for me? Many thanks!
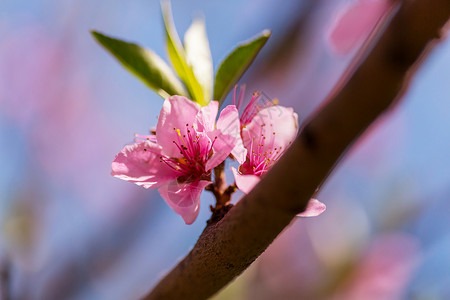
[296,198,326,217]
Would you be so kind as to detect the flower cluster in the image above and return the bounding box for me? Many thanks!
[112,91,325,224]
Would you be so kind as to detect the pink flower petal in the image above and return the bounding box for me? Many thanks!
[231,167,260,194]
[296,198,326,217]
[134,133,157,143]
[217,105,247,164]
[205,130,236,171]
[158,180,211,224]
[156,95,201,158]
[111,141,179,189]
[242,105,298,154]
[327,0,392,55]
[196,100,218,132]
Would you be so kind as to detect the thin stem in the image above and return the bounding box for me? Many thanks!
[206,161,236,212]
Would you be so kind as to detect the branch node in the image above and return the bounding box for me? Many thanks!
[207,204,233,226]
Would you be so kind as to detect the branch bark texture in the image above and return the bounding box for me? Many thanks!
[144,0,450,299]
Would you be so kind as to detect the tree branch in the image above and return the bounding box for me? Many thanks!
[144,0,450,299]
[0,259,11,300]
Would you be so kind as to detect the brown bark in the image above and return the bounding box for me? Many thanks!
[143,0,450,299]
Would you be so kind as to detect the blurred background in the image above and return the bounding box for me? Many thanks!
[1,0,449,299]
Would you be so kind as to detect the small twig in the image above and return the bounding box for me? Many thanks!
[206,162,236,213]
[222,183,237,201]
[213,162,227,194]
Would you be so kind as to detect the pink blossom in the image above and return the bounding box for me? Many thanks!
[111,96,243,224]
[231,88,326,217]
[230,103,298,192]
[327,0,393,55]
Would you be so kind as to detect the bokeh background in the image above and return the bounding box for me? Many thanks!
[1,0,450,299]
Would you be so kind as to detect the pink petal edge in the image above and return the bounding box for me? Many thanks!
[296,198,326,217]
[158,180,211,224]
[217,105,247,164]
[111,141,178,189]
[231,167,260,194]
[156,95,201,158]
[196,100,219,132]
[205,130,236,171]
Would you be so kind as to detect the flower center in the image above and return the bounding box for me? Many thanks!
[243,123,285,176]
[159,123,216,181]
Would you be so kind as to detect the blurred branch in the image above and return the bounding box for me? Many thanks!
[258,0,324,74]
[0,260,10,300]
[143,0,450,299]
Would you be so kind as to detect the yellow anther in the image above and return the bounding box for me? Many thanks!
[176,129,187,146]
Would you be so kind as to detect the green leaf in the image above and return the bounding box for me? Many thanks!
[184,17,213,104]
[161,1,207,106]
[214,30,271,106]
[91,30,188,99]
